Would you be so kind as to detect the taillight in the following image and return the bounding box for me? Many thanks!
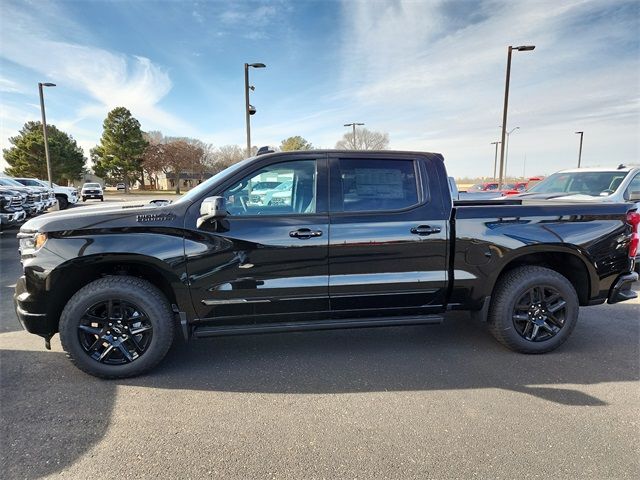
[627,211,640,258]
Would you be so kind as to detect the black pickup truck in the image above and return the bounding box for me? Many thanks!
[14,150,639,378]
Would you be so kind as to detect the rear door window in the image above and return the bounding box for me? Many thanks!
[335,158,420,212]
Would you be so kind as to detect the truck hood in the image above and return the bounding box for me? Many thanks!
[20,200,180,233]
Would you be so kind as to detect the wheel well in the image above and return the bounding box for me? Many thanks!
[499,252,591,305]
[47,261,179,330]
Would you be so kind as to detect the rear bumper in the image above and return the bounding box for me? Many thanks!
[607,272,638,304]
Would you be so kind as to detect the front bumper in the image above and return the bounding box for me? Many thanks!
[82,191,103,198]
[14,275,57,336]
[1,210,27,225]
[607,271,639,304]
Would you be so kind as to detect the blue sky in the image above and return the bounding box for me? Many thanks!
[1,0,638,178]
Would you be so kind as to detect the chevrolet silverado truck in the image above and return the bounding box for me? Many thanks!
[14,150,639,378]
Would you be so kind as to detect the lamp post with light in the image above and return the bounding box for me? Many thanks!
[498,45,535,189]
[38,82,56,187]
[343,122,365,149]
[575,131,584,167]
[244,62,266,157]
[491,141,501,181]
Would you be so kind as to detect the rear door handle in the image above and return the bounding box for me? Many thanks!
[410,225,442,236]
[289,228,323,239]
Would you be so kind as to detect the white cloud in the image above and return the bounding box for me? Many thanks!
[0,2,191,135]
[336,0,639,176]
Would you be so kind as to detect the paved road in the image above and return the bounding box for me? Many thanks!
[1,222,639,479]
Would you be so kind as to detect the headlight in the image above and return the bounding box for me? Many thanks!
[18,232,48,255]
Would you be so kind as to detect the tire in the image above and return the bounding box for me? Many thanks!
[56,195,68,210]
[100,196,104,202]
[82,196,86,202]
[59,276,174,378]
[488,266,579,354]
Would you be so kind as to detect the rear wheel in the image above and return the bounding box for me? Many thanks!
[488,266,579,353]
[59,276,174,378]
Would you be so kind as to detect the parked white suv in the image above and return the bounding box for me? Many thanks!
[81,182,104,202]
[13,177,79,210]
[514,165,640,272]
[515,165,640,204]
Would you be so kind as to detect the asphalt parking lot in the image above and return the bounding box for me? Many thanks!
[1,203,639,479]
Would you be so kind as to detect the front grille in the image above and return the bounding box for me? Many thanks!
[10,196,23,208]
[25,194,35,205]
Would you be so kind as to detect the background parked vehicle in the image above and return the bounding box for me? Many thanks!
[81,182,104,202]
[514,166,640,203]
[0,177,46,215]
[247,181,281,205]
[514,166,640,271]
[12,177,76,210]
[116,182,126,191]
[0,187,27,230]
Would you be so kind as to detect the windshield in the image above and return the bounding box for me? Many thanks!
[174,157,254,204]
[275,181,293,191]
[0,177,25,187]
[251,181,280,191]
[527,171,627,196]
[84,183,101,188]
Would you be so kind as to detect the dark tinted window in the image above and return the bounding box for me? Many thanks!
[338,159,419,212]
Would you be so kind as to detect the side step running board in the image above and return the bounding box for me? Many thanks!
[192,315,444,338]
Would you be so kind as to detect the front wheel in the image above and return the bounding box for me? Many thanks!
[56,195,68,210]
[59,276,174,378]
[488,266,579,353]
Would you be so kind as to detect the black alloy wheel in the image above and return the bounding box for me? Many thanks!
[511,285,567,342]
[488,265,579,353]
[77,299,153,365]
[59,276,174,378]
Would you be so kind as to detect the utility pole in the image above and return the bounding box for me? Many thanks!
[38,82,56,187]
[344,122,364,149]
[575,131,584,167]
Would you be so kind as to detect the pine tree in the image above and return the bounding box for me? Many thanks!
[92,107,147,192]
[3,121,86,184]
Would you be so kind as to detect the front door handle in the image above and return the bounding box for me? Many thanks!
[410,225,442,236]
[290,228,323,239]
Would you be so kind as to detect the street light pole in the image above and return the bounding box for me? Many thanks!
[343,122,364,149]
[38,82,56,188]
[498,45,535,189]
[491,141,501,181]
[244,62,266,157]
[504,126,520,179]
[575,131,584,167]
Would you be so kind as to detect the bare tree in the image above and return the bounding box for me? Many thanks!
[206,144,245,174]
[163,141,205,194]
[335,127,390,150]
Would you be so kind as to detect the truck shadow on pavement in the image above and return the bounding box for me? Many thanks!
[1,301,637,479]
[138,301,639,405]
[0,347,115,479]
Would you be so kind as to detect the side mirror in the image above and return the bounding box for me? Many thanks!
[628,190,640,202]
[197,196,227,228]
